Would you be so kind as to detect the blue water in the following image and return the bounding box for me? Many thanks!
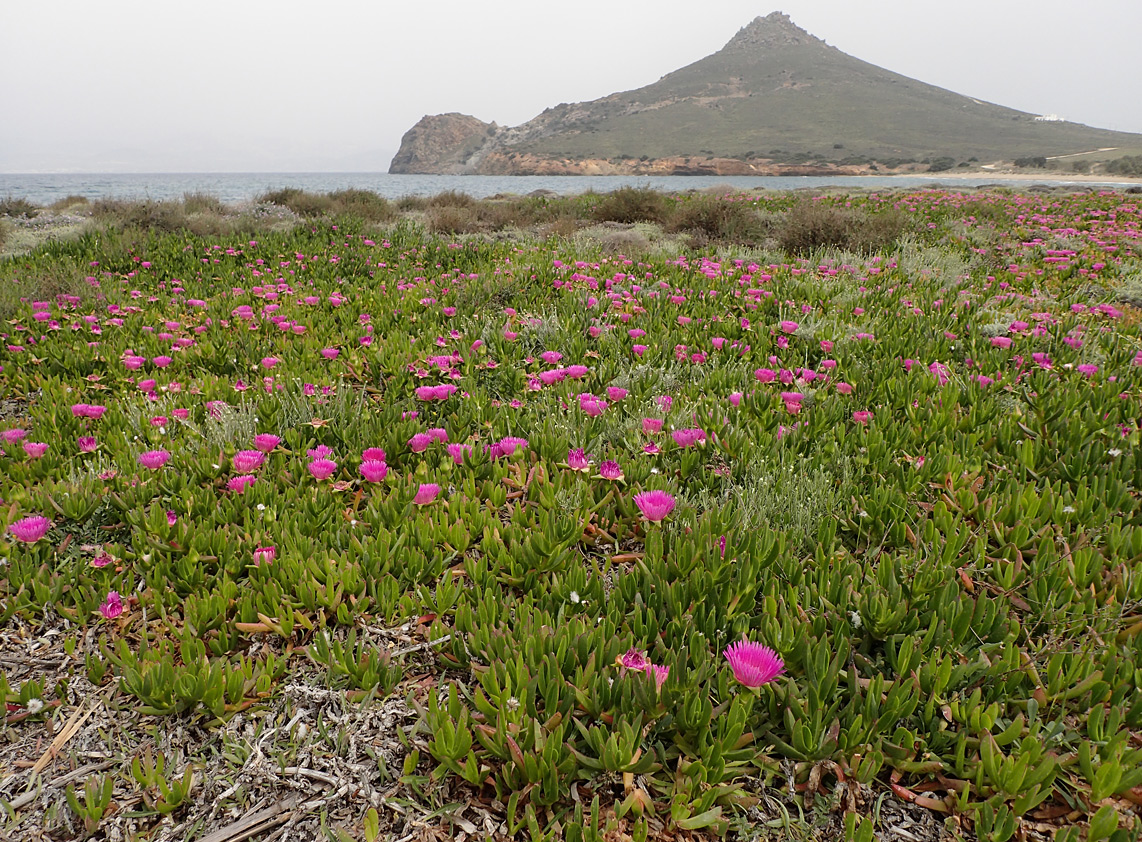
[0,172,1134,206]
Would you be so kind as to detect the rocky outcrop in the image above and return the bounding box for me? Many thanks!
[388,113,497,174]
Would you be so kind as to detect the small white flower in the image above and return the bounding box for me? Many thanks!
[1062,506,1076,514]
[1109,448,1123,457]
[25,699,44,714]
[506,697,520,712]
[256,503,266,511]
[650,468,659,474]
[850,611,862,629]
[858,510,869,519]
[569,591,580,604]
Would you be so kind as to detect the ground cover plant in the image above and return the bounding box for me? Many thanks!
[0,188,1141,841]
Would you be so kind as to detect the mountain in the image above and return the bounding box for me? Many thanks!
[389,12,1142,176]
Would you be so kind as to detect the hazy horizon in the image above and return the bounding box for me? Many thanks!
[3,0,1139,174]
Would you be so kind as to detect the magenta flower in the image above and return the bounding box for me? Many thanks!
[642,418,663,435]
[307,445,334,459]
[671,428,706,448]
[359,460,389,482]
[123,355,146,370]
[779,320,799,334]
[645,663,670,692]
[152,355,173,368]
[853,410,872,426]
[166,510,178,526]
[616,648,649,672]
[579,393,608,417]
[91,552,113,568]
[138,450,171,470]
[308,459,337,480]
[8,515,51,543]
[232,450,266,473]
[408,433,433,453]
[606,386,629,402]
[447,443,473,465]
[496,437,528,457]
[261,356,280,369]
[724,640,785,688]
[427,427,449,443]
[565,365,589,379]
[755,368,776,383]
[253,434,281,453]
[415,385,438,401]
[252,546,276,566]
[2,429,28,444]
[321,347,340,359]
[23,441,48,459]
[567,448,590,471]
[598,460,623,481]
[99,590,124,620]
[362,447,386,462]
[227,475,257,493]
[414,483,441,505]
[634,490,676,522]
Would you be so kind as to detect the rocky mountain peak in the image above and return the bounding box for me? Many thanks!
[722,11,823,51]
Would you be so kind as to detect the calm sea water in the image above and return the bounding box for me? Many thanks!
[0,172,1134,206]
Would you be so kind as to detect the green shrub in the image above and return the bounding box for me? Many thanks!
[0,196,39,218]
[182,192,228,215]
[327,189,394,222]
[258,188,334,217]
[90,198,188,233]
[591,186,670,224]
[425,190,476,208]
[48,195,90,212]
[669,195,772,244]
[1105,155,1142,177]
[777,199,909,256]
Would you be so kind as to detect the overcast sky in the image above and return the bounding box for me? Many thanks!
[2,0,1138,173]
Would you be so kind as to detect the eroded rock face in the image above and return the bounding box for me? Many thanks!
[388,113,496,174]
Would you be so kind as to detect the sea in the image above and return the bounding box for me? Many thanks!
[1,172,1135,207]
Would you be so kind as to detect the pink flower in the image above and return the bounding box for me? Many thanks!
[991,336,1013,349]
[598,460,623,481]
[632,344,647,357]
[261,357,280,369]
[634,490,676,522]
[232,450,265,473]
[755,368,776,383]
[77,436,97,453]
[642,418,663,435]
[447,443,473,465]
[91,552,113,568]
[408,433,433,453]
[138,379,157,392]
[8,515,51,543]
[414,483,441,505]
[23,441,48,459]
[606,386,628,402]
[252,546,276,566]
[2,429,27,444]
[321,347,340,359]
[496,437,528,457]
[123,354,146,370]
[427,427,449,443]
[99,590,124,620]
[724,640,784,688]
[362,447,386,462]
[152,355,173,368]
[853,410,872,426]
[671,428,707,448]
[253,434,281,453]
[616,648,649,672]
[359,460,389,482]
[166,510,177,526]
[779,320,799,334]
[228,474,257,493]
[308,458,337,480]
[565,365,589,379]
[645,663,670,692]
[729,392,743,407]
[835,382,853,395]
[307,445,333,459]
[138,450,170,470]
[567,448,590,471]
[579,393,608,417]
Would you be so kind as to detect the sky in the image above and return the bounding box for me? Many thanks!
[2,0,1139,173]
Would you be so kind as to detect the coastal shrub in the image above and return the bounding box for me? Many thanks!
[427,204,481,234]
[425,190,476,208]
[258,188,335,217]
[90,198,188,233]
[669,194,772,244]
[591,186,671,224]
[181,192,228,215]
[777,199,909,255]
[327,189,394,222]
[48,195,90,212]
[395,195,429,211]
[0,196,39,218]
[0,218,9,252]
[1106,155,1142,177]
